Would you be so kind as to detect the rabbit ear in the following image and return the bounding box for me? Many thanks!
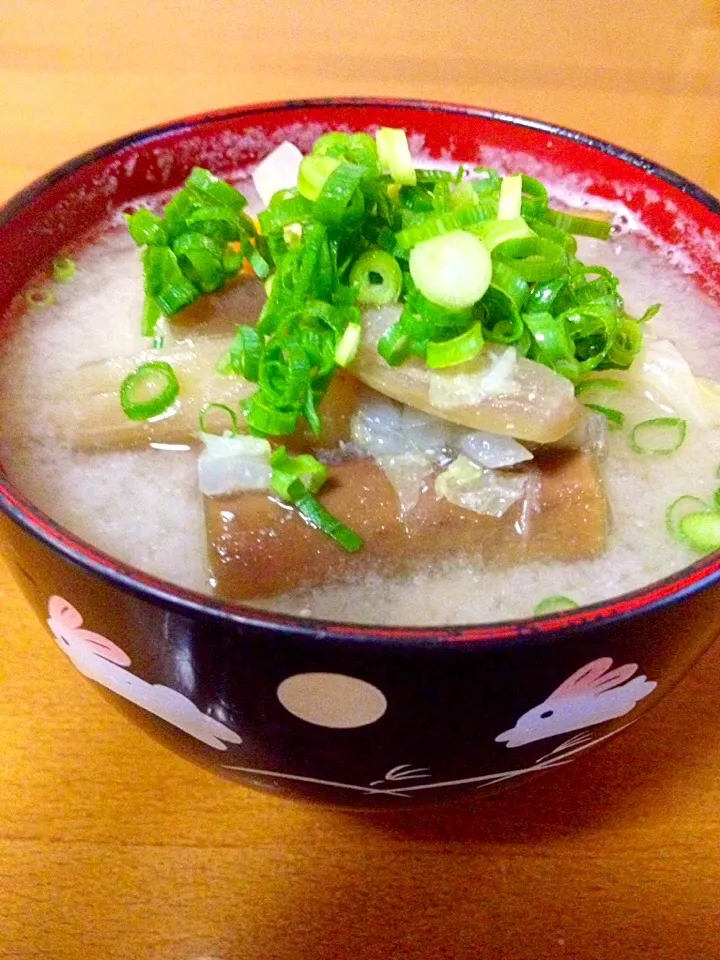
[48,595,83,629]
[587,663,638,692]
[73,628,132,667]
[546,657,615,700]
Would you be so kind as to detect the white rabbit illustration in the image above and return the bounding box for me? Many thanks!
[495,657,657,748]
[47,595,242,751]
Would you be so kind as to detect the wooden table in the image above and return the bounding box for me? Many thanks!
[1,2,720,957]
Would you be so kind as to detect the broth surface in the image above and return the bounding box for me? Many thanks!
[1,191,719,625]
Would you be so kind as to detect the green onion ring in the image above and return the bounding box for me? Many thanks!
[666,495,710,543]
[52,255,77,283]
[584,403,625,429]
[575,377,626,398]
[243,395,299,436]
[120,361,180,421]
[426,322,484,369]
[544,207,612,240]
[519,175,549,219]
[199,402,240,436]
[630,417,687,456]
[493,236,568,283]
[25,287,55,309]
[378,321,413,367]
[395,201,495,251]
[313,162,368,226]
[534,596,579,615]
[678,512,720,554]
[349,249,403,305]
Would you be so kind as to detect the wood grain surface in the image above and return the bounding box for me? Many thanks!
[1,2,720,958]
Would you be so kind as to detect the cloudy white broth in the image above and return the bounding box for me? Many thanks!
[2,130,720,626]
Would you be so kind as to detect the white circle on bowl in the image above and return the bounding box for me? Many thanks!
[277,672,388,728]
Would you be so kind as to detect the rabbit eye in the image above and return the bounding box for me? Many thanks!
[540,710,554,719]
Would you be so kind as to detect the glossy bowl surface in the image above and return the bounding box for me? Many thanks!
[1,98,720,806]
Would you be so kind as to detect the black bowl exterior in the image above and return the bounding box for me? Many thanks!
[2,510,718,807]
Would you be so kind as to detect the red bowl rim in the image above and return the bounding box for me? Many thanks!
[2,95,720,648]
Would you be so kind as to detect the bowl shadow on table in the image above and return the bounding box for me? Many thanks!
[345,636,720,846]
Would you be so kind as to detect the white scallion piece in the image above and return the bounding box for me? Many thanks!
[459,430,533,468]
[435,455,529,518]
[198,433,272,496]
[375,127,417,186]
[409,230,493,311]
[497,174,523,220]
[252,141,304,208]
[377,451,434,516]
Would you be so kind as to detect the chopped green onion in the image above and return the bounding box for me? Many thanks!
[141,296,164,339]
[637,303,661,324]
[349,249,402,305]
[575,377,626,398]
[269,447,363,552]
[297,155,342,202]
[519,176,549,219]
[376,128,417,186]
[426,322,484,369]
[544,208,612,240]
[666,495,709,543]
[172,231,226,293]
[334,322,362,366]
[525,277,565,314]
[479,263,528,346]
[24,287,55,309]
[630,417,687,455]
[415,169,454,184]
[120,361,180,421]
[395,202,495,251]
[473,217,535,252]
[128,167,265,333]
[185,167,248,214]
[534,596,579,615]
[258,192,314,235]
[313,132,379,171]
[409,230,492,311]
[560,303,624,377]
[126,130,659,456]
[523,310,576,377]
[126,209,168,246]
[294,491,365,552]
[199,402,240,435]
[606,315,643,369]
[493,236,568,283]
[313,163,367,226]
[225,325,263,381]
[243,395,299,436]
[584,403,625,429]
[473,167,502,193]
[143,245,198,318]
[527,218,578,256]
[497,174,523,220]
[678,512,720,554]
[270,446,328,495]
[52,255,77,283]
[378,321,412,366]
